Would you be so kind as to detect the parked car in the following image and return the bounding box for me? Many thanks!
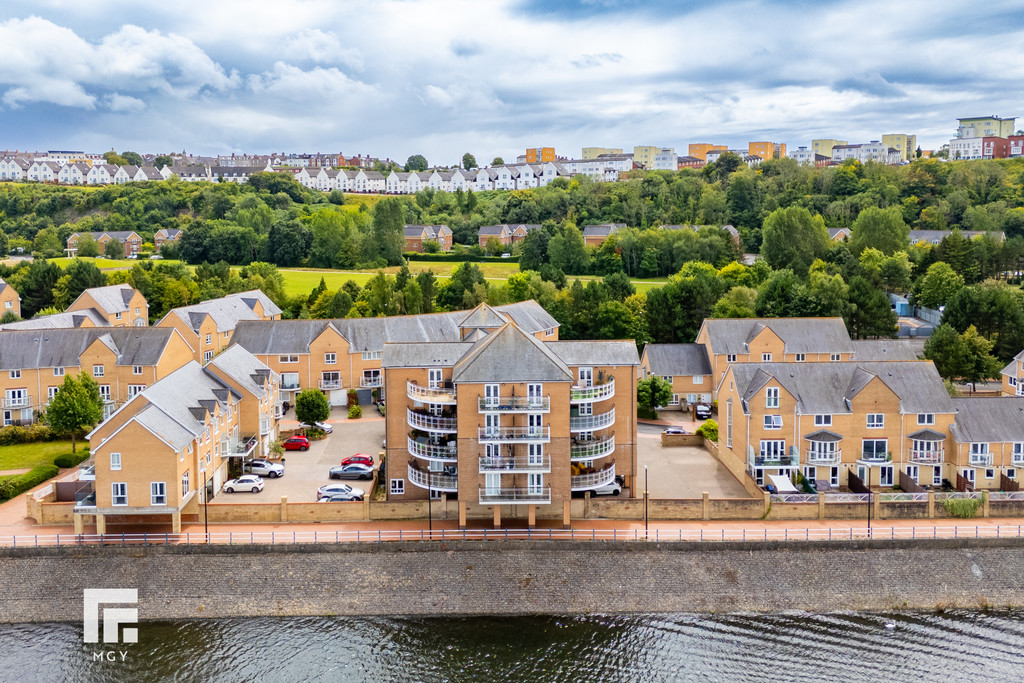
[592,480,622,496]
[223,474,264,493]
[245,459,284,478]
[662,427,688,435]
[302,421,333,434]
[694,403,712,420]
[341,453,374,468]
[329,463,374,480]
[320,491,365,502]
[376,400,386,416]
[317,483,365,501]
[283,435,310,451]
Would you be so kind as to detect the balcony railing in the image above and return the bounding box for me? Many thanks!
[478,487,551,505]
[2,395,31,408]
[571,464,616,491]
[360,375,382,388]
[319,379,343,390]
[910,448,944,464]
[969,453,993,467]
[407,436,458,462]
[478,396,550,413]
[407,409,458,433]
[79,464,96,481]
[477,426,550,443]
[858,451,889,463]
[479,455,551,473]
[570,408,615,432]
[805,448,841,465]
[407,464,458,492]
[407,381,456,404]
[571,434,616,461]
[570,379,615,403]
[280,379,300,390]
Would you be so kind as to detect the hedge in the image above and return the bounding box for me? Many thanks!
[54,450,91,469]
[403,253,519,263]
[0,423,56,446]
[696,419,719,443]
[0,464,60,501]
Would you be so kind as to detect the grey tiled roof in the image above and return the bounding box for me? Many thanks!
[582,223,626,237]
[206,344,277,397]
[908,230,998,243]
[132,404,197,451]
[130,362,241,445]
[452,323,574,383]
[72,284,137,315]
[457,303,509,329]
[0,327,181,369]
[731,361,954,415]
[702,318,854,356]
[951,398,1024,443]
[0,308,109,331]
[642,343,711,376]
[382,342,474,368]
[851,340,918,361]
[160,290,280,334]
[548,341,640,367]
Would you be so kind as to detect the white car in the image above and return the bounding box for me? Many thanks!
[246,459,284,478]
[303,421,333,434]
[592,480,622,496]
[223,474,264,493]
[316,483,364,501]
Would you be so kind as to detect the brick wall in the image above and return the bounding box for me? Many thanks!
[3,539,1024,622]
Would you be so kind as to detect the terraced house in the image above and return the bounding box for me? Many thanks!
[65,230,143,258]
[0,278,21,318]
[0,327,194,426]
[66,283,148,327]
[402,224,453,252]
[156,290,282,363]
[383,319,638,527]
[77,346,280,534]
[1001,350,1024,396]
[229,301,560,408]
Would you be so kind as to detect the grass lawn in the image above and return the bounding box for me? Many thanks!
[0,441,76,473]
[49,256,184,271]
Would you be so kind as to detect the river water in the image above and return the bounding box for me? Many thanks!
[2,610,1022,682]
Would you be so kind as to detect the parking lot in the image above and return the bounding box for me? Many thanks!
[220,408,385,504]
[637,423,752,499]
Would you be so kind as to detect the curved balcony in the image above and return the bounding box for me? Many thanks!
[407,436,457,463]
[478,487,550,505]
[910,447,943,464]
[570,408,615,432]
[478,396,550,413]
[571,464,616,491]
[571,434,616,461]
[570,379,614,404]
[407,464,458,492]
[407,409,457,433]
[478,426,550,443]
[479,455,551,473]
[805,448,841,465]
[407,381,456,404]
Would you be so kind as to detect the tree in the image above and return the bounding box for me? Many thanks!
[102,150,128,166]
[712,286,758,318]
[0,311,19,324]
[266,219,311,267]
[404,154,428,172]
[367,198,405,265]
[45,373,103,453]
[848,206,909,255]
[925,324,1001,388]
[462,153,477,169]
[637,375,672,412]
[846,276,897,338]
[154,155,173,169]
[104,239,123,259]
[121,151,143,167]
[13,259,60,318]
[295,388,330,427]
[76,234,100,258]
[62,260,106,304]
[761,206,830,275]
[491,157,504,166]
[916,262,964,309]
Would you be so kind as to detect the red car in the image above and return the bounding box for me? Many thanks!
[342,453,374,467]
[283,435,310,451]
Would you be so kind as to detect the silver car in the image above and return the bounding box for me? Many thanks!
[246,459,284,478]
[316,483,365,501]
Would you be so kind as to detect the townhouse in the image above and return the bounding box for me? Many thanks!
[154,228,182,251]
[949,398,1024,489]
[403,224,453,252]
[831,142,902,165]
[0,308,109,331]
[66,283,148,327]
[477,224,541,249]
[382,318,638,527]
[639,344,712,409]
[0,278,21,318]
[78,346,280,533]
[229,301,560,408]
[1001,350,1024,396]
[155,290,282,363]
[0,327,194,426]
[66,231,143,258]
[582,223,626,247]
[718,360,957,490]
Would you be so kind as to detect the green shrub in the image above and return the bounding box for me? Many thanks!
[348,404,362,419]
[0,423,54,446]
[942,495,984,519]
[0,464,60,501]
[696,419,719,442]
[53,450,90,469]
[306,427,326,440]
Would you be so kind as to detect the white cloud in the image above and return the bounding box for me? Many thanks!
[104,92,146,112]
[247,62,379,102]
[282,29,363,69]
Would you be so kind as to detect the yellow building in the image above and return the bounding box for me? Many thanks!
[956,116,1015,139]
[0,278,20,318]
[688,144,727,161]
[748,141,786,161]
[525,147,556,163]
[881,134,917,162]
[67,284,148,327]
[383,318,638,528]
[632,146,661,169]
[812,139,847,159]
[582,147,623,159]
[1001,350,1024,397]
[949,398,1024,490]
[156,290,282,363]
[639,344,712,409]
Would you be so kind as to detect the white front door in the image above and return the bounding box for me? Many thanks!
[527,383,542,407]
[528,473,544,494]
[905,465,919,483]
[578,367,593,387]
[484,384,499,408]
[528,414,543,436]
[963,468,976,484]
[428,368,443,389]
[485,414,500,437]
[880,465,894,487]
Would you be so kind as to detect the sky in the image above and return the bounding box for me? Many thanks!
[2,0,1023,165]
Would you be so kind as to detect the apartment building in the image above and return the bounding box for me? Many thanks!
[748,141,786,161]
[949,398,1024,489]
[155,290,282,363]
[881,134,917,163]
[383,320,638,527]
[831,142,901,165]
[582,147,623,159]
[718,360,957,490]
[403,225,453,253]
[154,228,182,251]
[956,116,1016,140]
[525,148,556,163]
[65,231,143,258]
[229,301,560,407]
[0,327,194,426]
[0,278,20,318]
[688,144,726,161]
[1001,350,1024,396]
[948,136,1010,160]
[67,284,148,327]
[788,146,831,167]
[812,139,847,159]
[477,224,541,248]
[78,346,280,534]
[639,344,712,409]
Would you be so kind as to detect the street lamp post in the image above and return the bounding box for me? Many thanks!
[427,478,433,534]
[644,465,649,537]
[203,471,209,542]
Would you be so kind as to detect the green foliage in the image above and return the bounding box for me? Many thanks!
[44,373,103,453]
[916,262,964,309]
[848,206,909,255]
[462,152,477,169]
[53,451,89,469]
[0,423,54,446]
[404,154,428,172]
[696,419,718,442]
[76,234,100,257]
[942,495,983,519]
[924,324,1002,384]
[0,464,60,501]
[761,206,830,275]
[348,404,363,419]
[104,238,123,259]
[637,375,673,412]
[295,389,330,426]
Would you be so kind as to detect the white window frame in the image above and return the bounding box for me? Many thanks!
[92,365,104,377]
[362,350,382,361]
[182,471,190,496]
[8,370,20,379]
[110,452,121,471]
[763,415,782,430]
[762,353,772,362]
[150,482,167,506]
[205,334,212,344]
[279,355,299,364]
[111,483,127,506]
[830,353,841,362]
[693,375,704,384]
[933,465,942,486]
[765,387,779,409]
[53,367,64,377]
[390,479,405,495]
[132,365,143,375]
[917,413,935,425]
[726,354,737,363]
[866,413,884,429]
[128,384,145,397]
[794,353,805,362]
[814,414,832,426]
[325,352,337,365]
